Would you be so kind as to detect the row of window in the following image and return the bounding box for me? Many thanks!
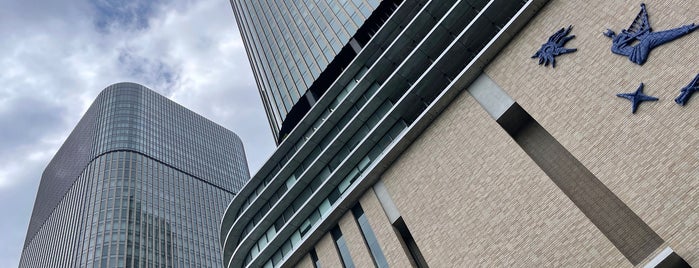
[235,0,381,129]
[233,67,369,225]
[236,83,388,253]
[226,1,416,265]
[231,0,429,225]
[81,152,229,267]
[255,121,407,268]
[243,93,393,264]
[21,150,234,268]
[93,85,248,192]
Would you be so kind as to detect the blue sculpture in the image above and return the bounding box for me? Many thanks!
[617,83,658,113]
[604,3,699,65]
[675,73,699,106]
[532,25,577,67]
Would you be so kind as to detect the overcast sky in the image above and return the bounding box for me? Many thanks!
[0,0,276,265]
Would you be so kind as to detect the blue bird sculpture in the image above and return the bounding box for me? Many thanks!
[532,25,577,68]
[675,73,699,106]
[604,3,699,65]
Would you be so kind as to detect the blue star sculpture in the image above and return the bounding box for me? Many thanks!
[675,73,699,106]
[617,83,658,114]
[532,25,577,68]
[604,3,698,65]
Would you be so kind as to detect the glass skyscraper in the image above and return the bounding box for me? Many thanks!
[20,83,250,267]
[230,0,387,142]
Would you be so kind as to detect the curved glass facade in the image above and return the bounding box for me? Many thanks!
[230,0,381,141]
[222,0,535,266]
[19,83,250,267]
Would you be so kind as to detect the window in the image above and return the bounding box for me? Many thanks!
[351,205,388,267]
[309,248,321,268]
[330,226,354,268]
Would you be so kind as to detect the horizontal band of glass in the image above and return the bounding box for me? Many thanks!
[239,98,393,264]
[254,120,407,268]
[237,81,383,242]
[229,0,422,225]
[235,67,370,219]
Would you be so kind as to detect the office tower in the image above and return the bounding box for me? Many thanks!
[20,83,250,267]
[230,0,387,142]
[224,1,697,267]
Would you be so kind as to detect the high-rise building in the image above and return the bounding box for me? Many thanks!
[223,0,697,267]
[20,83,250,267]
[230,0,391,142]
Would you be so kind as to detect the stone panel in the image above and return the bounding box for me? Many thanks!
[485,0,699,264]
[338,213,374,268]
[314,233,342,268]
[294,254,314,268]
[380,92,627,266]
[358,188,413,267]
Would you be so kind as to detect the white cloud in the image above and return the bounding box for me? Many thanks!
[0,169,9,189]
[0,0,275,266]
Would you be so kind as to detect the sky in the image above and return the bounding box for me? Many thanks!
[0,0,276,266]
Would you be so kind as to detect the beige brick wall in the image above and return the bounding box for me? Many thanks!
[314,233,342,268]
[380,91,628,266]
[294,254,314,268]
[358,188,413,267]
[485,0,699,264]
[337,213,374,267]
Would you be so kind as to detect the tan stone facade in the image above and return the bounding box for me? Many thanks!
[295,255,314,268]
[376,93,627,267]
[485,0,699,264]
[293,0,697,267]
[337,213,375,267]
[358,189,413,267]
[314,233,342,267]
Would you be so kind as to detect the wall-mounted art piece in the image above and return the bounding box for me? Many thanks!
[604,3,698,65]
[675,73,699,106]
[617,83,658,114]
[532,25,577,68]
